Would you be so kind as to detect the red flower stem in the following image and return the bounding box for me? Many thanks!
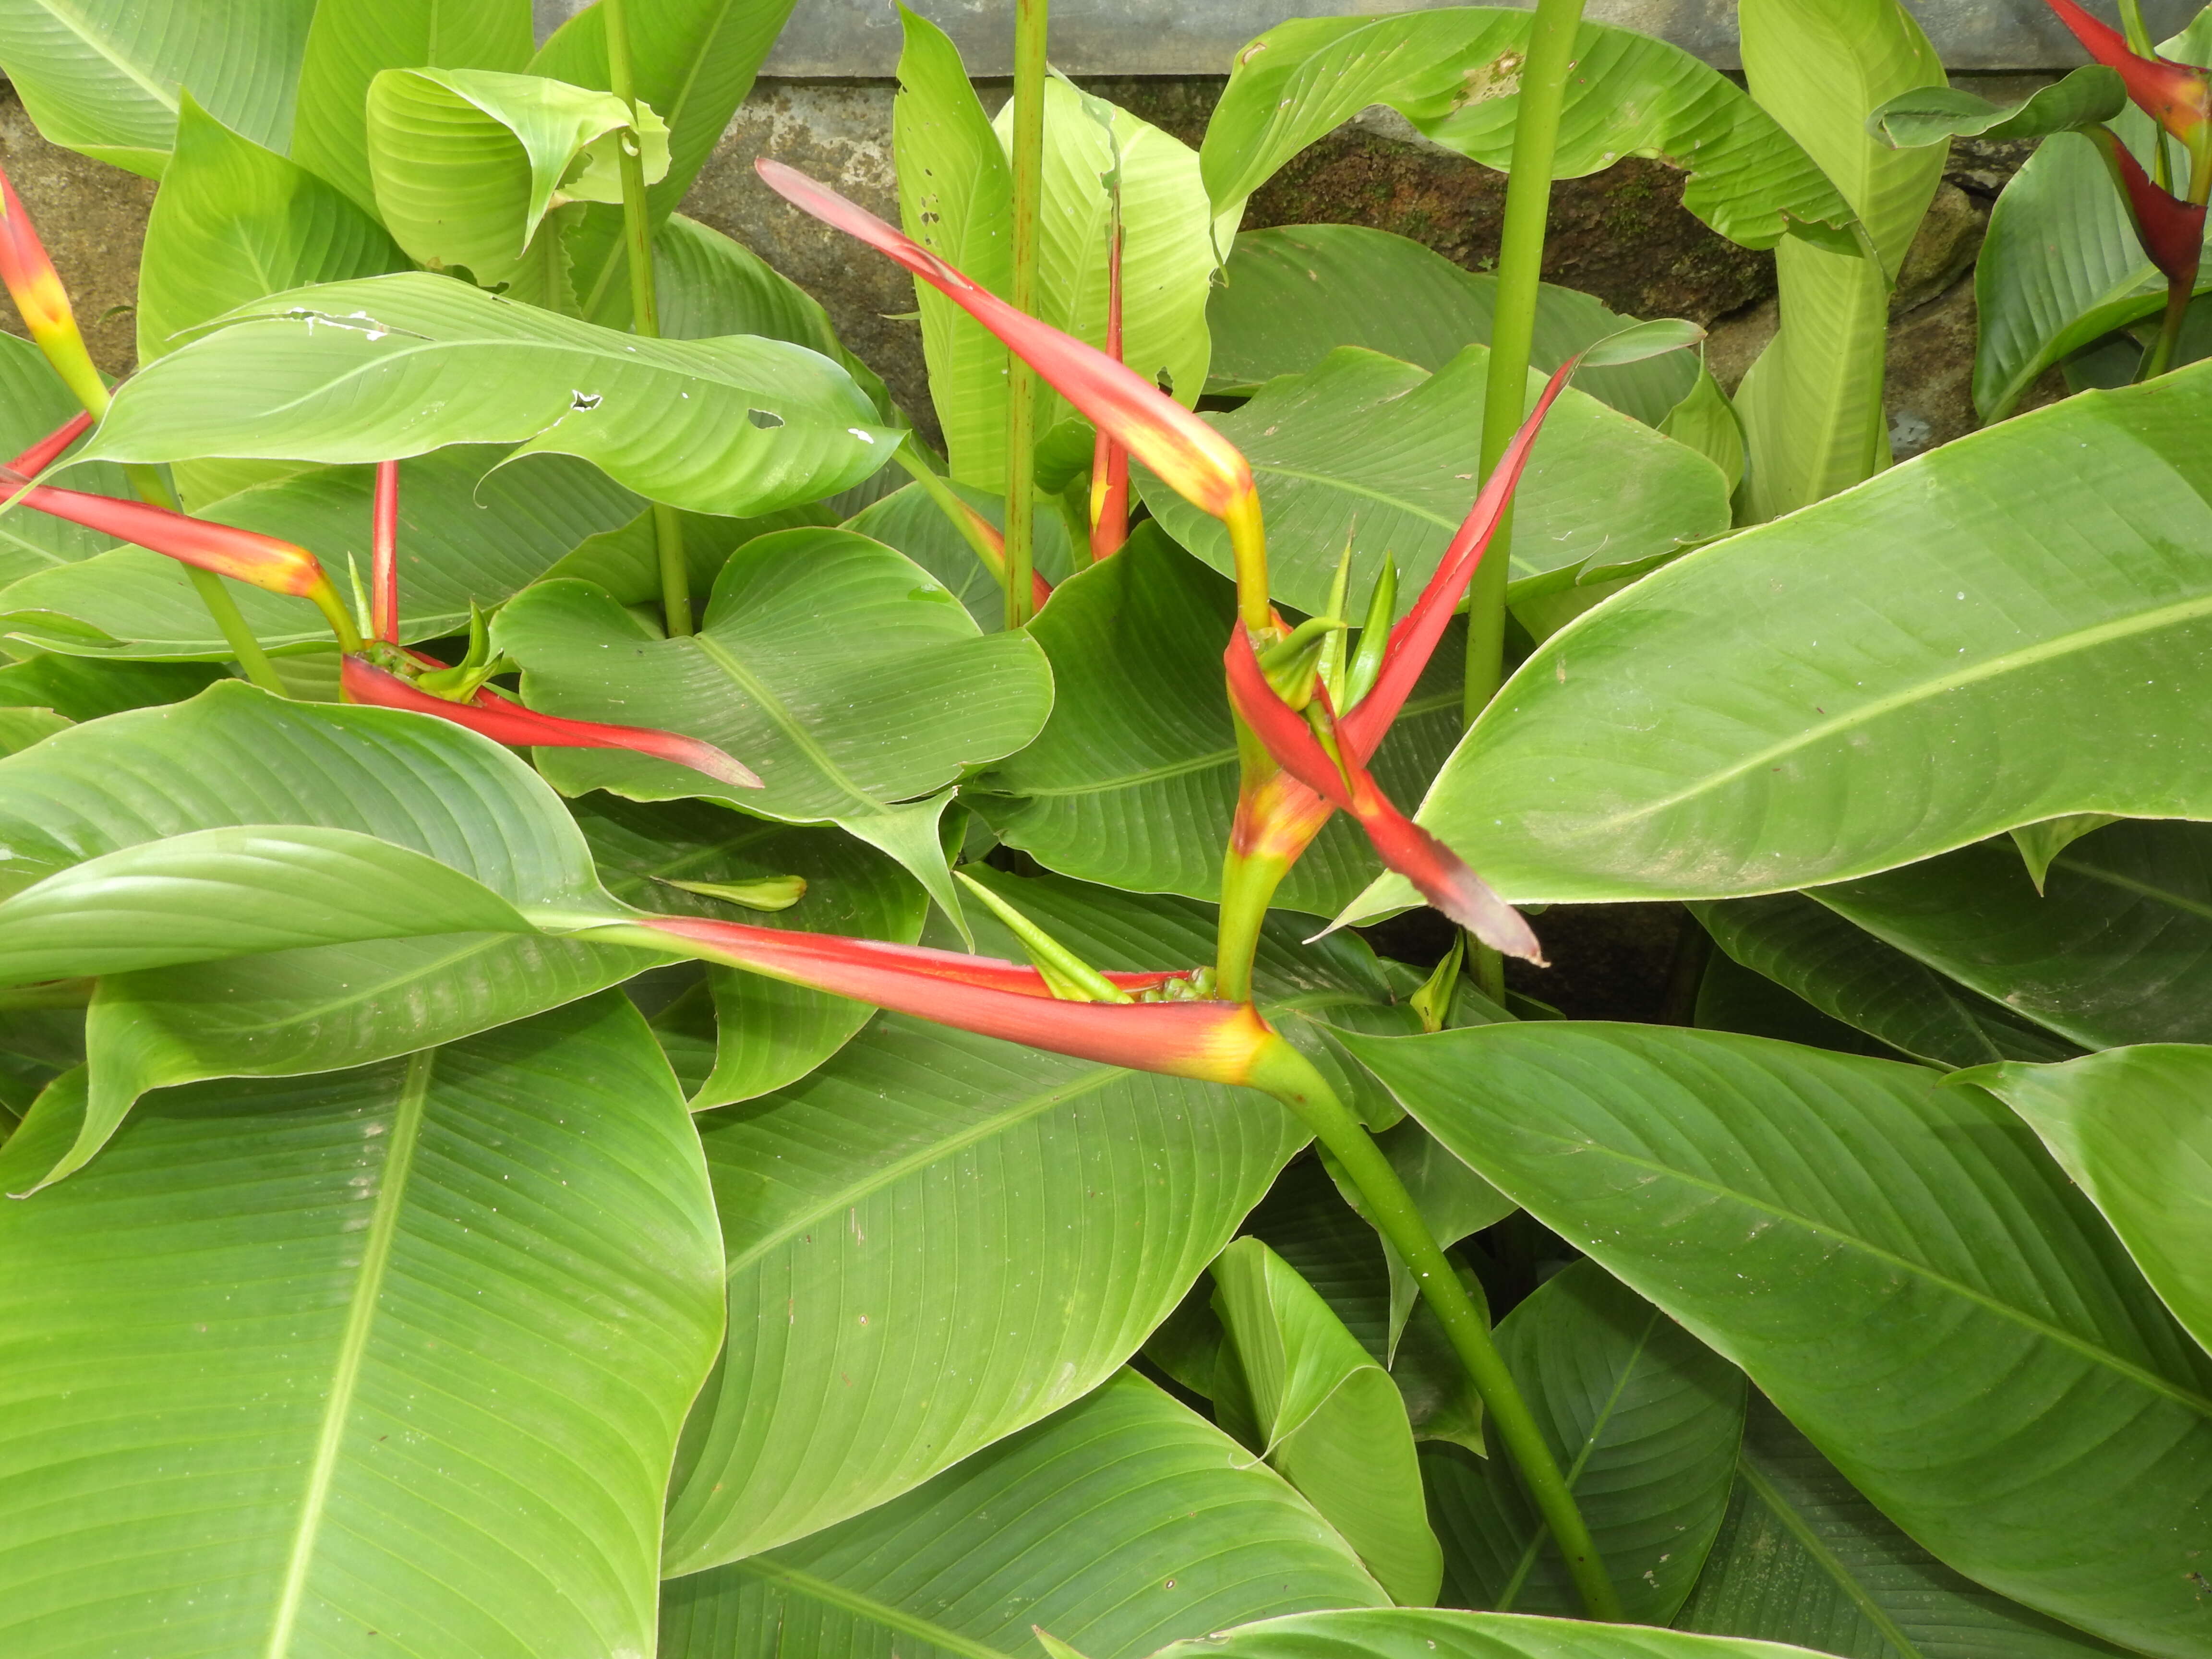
[1089,209,1130,563]
[372,460,401,644]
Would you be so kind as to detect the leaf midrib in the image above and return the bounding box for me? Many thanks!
[263,1047,435,1659]
[1491,1111,2212,1419]
[1734,1453,1925,1658]
[687,629,883,816]
[32,0,179,113]
[734,1557,1015,1659]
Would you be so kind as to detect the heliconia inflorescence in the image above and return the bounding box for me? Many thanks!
[0,163,109,415]
[2047,0,2212,146]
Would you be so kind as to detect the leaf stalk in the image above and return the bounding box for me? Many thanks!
[1002,0,1050,629]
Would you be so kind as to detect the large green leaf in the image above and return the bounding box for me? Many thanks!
[1866,64,2128,150]
[974,527,1466,920]
[136,95,408,364]
[0,335,132,583]
[1206,226,1696,426]
[1213,1238,1443,1605]
[576,793,927,1107]
[0,0,316,173]
[0,994,723,1657]
[845,477,1076,631]
[661,1014,1308,1570]
[1423,1260,1744,1624]
[1199,9,1855,252]
[1811,822,2212,1051]
[1675,1395,2133,1658]
[84,273,898,517]
[5,445,641,659]
[662,1371,1389,1659]
[1975,110,2212,421]
[1963,1046,2212,1358]
[1345,1022,2212,1658]
[1348,366,2212,920]
[1694,893,2084,1069]
[364,66,669,292]
[496,527,1052,920]
[1138,346,1731,620]
[1733,0,1946,521]
[290,0,534,213]
[1152,1606,1857,1659]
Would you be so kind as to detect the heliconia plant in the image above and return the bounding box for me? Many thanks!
[0,0,2205,1656]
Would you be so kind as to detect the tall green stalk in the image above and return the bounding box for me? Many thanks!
[1462,0,1585,1004]
[1251,1041,1625,1621]
[1001,0,1049,630]
[603,0,692,638]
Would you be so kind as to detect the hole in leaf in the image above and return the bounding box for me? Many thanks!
[748,408,786,430]
[571,390,603,411]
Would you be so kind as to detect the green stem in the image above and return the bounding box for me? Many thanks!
[1250,1040,1624,1622]
[894,440,1010,582]
[1001,0,1049,630]
[604,0,691,637]
[2118,0,2177,188]
[122,461,285,692]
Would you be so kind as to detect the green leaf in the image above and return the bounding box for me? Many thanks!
[495,527,1051,919]
[661,1371,1390,1659]
[0,0,316,173]
[0,653,220,720]
[365,66,669,289]
[84,272,898,517]
[889,3,1014,486]
[1205,225,1698,427]
[1733,0,1946,521]
[1138,346,1731,621]
[1213,1237,1444,1605]
[660,1014,1308,1569]
[974,527,1466,921]
[2011,813,2120,890]
[1694,893,2084,1069]
[1961,1045,2212,1359]
[1867,64,2128,148]
[1975,110,2212,421]
[1347,365,2212,921]
[1151,1605,1882,1659]
[290,0,534,213]
[844,476,1076,632]
[1344,1022,2212,1657]
[1200,10,1856,252]
[1675,1394,2135,1658]
[134,96,409,365]
[2166,9,2212,63]
[0,823,533,986]
[1423,1260,1745,1623]
[0,994,724,1656]
[0,704,69,754]
[1811,821,2212,1050]
[1658,368,1746,498]
[0,333,133,583]
[547,496,832,609]
[1692,947,1895,1060]
[575,794,927,1107]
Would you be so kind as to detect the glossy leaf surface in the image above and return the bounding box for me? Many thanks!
[844,476,1075,632]
[1347,1022,2212,1657]
[1153,1606,1855,1659]
[0,995,724,1657]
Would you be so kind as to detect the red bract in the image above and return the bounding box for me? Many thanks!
[8,411,92,477]
[340,653,766,790]
[631,912,1277,1082]
[755,159,1266,614]
[2087,126,2209,283]
[0,163,111,414]
[2047,0,2212,143]
[372,459,401,645]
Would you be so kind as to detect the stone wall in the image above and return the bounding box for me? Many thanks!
[2,70,2053,456]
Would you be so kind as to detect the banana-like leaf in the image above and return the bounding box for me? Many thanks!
[495,528,1052,921]
[1732,0,1947,521]
[1213,1238,1443,1605]
[973,527,1465,920]
[0,995,724,1657]
[1138,347,1731,621]
[0,0,315,173]
[1345,1022,2212,1658]
[1694,892,2084,1069]
[1205,226,1697,426]
[576,794,927,1107]
[1674,1395,2134,1657]
[1960,1046,2212,1357]
[1976,108,2212,421]
[1811,821,2212,1050]
[2012,811,2120,889]
[660,1013,1308,1569]
[1345,366,2212,921]
[83,273,898,517]
[1199,9,1856,252]
[1152,1606,1875,1659]
[290,0,534,213]
[1868,63,2128,148]
[844,477,1076,631]
[0,334,131,582]
[365,66,669,289]
[0,653,219,720]
[1423,1260,1744,1623]
[662,1371,1390,1659]
[136,95,407,364]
